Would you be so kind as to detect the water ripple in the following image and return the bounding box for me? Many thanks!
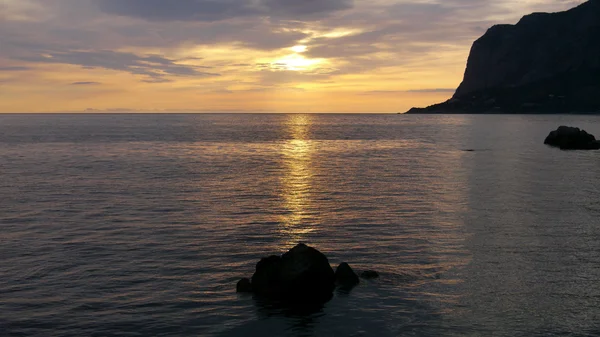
[1,114,600,336]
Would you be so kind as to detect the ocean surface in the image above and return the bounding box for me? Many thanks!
[1,113,600,337]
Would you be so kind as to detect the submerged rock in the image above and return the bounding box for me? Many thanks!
[334,262,360,288]
[237,244,335,302]
[544,126,600,150]
[360,270,380,279]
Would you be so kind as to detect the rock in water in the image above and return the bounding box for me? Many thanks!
[360,270,380,279]
[250,255,283,295]
[248,244,335,302]
[277,244,336,300]
[236,278,253,293]
[544,126,600,150]
[335,263,360,288]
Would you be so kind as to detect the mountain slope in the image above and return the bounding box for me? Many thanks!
[407,0,600,114]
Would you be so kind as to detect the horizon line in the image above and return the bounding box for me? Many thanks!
[0,111,404,114]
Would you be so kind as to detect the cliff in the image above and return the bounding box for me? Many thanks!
[407,0,600,114]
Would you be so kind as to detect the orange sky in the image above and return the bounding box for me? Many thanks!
[0,0,585,112]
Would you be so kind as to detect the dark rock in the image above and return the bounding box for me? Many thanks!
[236,278,253,293]
[251,255,283,295]
[544,126,600,150]
[249,244,335,302]
[334,263,359,287]
[360,270,380,279]
[406,0,600,114]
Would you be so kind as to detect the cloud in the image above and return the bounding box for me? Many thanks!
[95,0,353,22]
[406,88,456,93]
[212,86,306,94]
[263,0,352,18]
[301,0,586,62]
[96,0,254,22]
[17,50,220,82]
[71,81,102,85]
[256,68,337,86]
[0,66,31,71]
[359,89,456,95]
[0,0,589,112]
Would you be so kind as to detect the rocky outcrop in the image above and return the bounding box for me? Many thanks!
[238,244,335,302]
[407,0,600,114]
[334,262,360,288]
[236,278,253,293]
[237,244,373,303]
[544,126,600,150]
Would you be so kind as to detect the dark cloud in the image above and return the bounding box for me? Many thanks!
[0,66,31,71]
[302,2,505,60]
[263,0,352,17]
[97,0,253,22]
[95,0,353,22]
[71,81,102,85]
[240,29,309,50]
[0,0,587,92]
[18,50,219,82]
[0,15,309,55]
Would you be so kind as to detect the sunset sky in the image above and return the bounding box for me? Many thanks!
[0,0,584,112]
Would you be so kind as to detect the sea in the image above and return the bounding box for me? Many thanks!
[1,113,599,337]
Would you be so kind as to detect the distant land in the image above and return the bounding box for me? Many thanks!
[406,0,600,114]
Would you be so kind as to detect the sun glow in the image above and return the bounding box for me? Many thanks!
[289,45,307,53]
[300,28,362,41]
[273,54,324,71]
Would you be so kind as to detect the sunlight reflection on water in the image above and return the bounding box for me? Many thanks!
[279,114,318,246]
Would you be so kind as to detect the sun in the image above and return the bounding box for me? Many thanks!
[273,54,324,71]
[289,45,308,53]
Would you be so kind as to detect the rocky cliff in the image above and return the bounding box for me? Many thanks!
[407,0,600,114]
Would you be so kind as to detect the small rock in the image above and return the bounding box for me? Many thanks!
[335,262,360,287]
[236,278,253,293]
[544,126,600,150]
[360,270,380,279]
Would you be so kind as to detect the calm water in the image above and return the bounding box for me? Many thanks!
[1,114,600,336]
